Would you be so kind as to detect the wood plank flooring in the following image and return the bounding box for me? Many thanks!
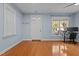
[1,41,79,56]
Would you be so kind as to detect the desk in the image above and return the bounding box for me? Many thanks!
[63,31,77,43]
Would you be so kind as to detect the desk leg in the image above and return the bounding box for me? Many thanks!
[64,33,65,42]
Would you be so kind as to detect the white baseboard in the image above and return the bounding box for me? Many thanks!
[23,39,64,41]
[0,40,22,55]
[23,39,32,41]
[41,39,63,41]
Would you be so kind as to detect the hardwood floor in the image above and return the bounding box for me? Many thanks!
[1,41,79,56]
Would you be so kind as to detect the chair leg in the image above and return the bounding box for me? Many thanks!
[73,39,74,43]
[73,39,77,44]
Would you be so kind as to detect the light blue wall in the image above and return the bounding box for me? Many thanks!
[0,4,23,52]
[22,14,73,40]
[70,14,75,27]
[74,12,79,27]
[22,15,31,39]
[73,12,79,41]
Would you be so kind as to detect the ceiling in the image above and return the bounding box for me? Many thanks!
[11,3,79,14]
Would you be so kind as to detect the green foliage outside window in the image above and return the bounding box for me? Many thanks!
[52,20,69,35]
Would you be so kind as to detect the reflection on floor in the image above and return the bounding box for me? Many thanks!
[1,41,79,56]
[52,44,67,56]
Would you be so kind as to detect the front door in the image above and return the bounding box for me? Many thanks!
[31,15,42,39]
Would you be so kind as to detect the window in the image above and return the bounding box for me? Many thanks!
[52,17,69,35]
[4,4,16,37]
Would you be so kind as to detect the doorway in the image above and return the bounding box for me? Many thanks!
[31,15,42,40]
